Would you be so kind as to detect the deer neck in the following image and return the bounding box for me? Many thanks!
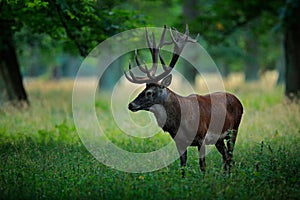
[149,88,181,137]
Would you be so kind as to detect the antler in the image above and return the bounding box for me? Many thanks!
[124,24,199,84]
[168,24,199,68]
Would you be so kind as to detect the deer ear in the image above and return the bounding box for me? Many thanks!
[161,74,172,87]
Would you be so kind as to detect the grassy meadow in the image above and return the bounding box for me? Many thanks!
[0,73,299,199]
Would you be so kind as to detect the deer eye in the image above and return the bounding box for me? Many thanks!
[145,90,154,97]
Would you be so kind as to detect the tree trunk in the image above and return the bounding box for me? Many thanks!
[244,31,259,82]
[276,42,285,85]
[218,60,230,78]
[0,21,29,106]
[284,10,300,100]
[180,0,199,84]
[180,59,198,84]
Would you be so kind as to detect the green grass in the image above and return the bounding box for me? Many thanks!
[0,78,299,199]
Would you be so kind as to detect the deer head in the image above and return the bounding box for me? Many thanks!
[125,25,199,112]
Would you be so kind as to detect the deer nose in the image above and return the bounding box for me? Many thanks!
[128,103,134,110]
[128,102,139,112]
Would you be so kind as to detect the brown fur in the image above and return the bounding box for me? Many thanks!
[155,88,243,176]
[162,89,243,141]
[129,84,243,177]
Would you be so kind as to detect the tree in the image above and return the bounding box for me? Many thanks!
[185,0,299,100]
[283,1,300,99]
[0,20,28,105]
[0,0,145,105]
[243,28,260,81]
[173,0,201,83]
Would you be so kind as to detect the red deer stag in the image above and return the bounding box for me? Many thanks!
[124,25,243,177]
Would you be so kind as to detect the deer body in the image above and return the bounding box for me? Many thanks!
[124,25,243,176]
[158,89,243,144]
[129,82,243,176]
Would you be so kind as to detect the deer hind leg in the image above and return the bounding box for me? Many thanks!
[180,150,187,178]
[198,145,206,172]
[225,129,238,170]
[215,140,229,171]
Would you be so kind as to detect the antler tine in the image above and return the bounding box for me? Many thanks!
[158,25,173,48]
[150,31,158,76]
[184,24,191,41]
[186,33,200,43]
[124,71,133,82]
[134,49,141,68]
[169,28,181,69]
[151,32,156,50]
[134,49,148,73]
[185,24,189,35]
[169,27,177,44]
[172,27,181,42]
[184,24,199,43]
[145,28,153,49]
[159,50,171,71]
[128,60,132,70]
[124,61,134,82]
[145,28,158,76]
[143,61,155,80]
[158,25,167,47]
[135,48,157,77]
[128,62,139,82]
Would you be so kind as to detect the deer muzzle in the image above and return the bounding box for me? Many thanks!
[128,102,141,112]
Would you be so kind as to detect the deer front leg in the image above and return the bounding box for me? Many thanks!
[176,143,187,178]
[179,150,187,178]
[198,145,206,172]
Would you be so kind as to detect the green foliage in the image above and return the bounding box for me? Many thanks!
[186,0,285,43]
[173,0,287,76]
[120,0,181,27]
[0,0,148,80]
[0,78,299,199]
[1,0,146,57]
